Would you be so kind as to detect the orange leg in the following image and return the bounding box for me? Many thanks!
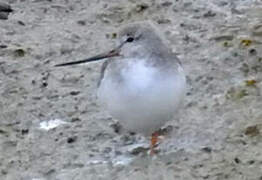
[150,132,159,155]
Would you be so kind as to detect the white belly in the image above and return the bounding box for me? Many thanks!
[98,60,186,135]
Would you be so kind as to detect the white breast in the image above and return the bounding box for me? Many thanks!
[98,59,186,135]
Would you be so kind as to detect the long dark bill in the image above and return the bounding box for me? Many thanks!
[55,49,120,67]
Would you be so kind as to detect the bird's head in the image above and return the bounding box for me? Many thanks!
[55,21,165,67]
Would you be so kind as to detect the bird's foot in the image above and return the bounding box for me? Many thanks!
[150,132,159,155]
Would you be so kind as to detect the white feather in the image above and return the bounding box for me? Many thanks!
[98,59,186,135]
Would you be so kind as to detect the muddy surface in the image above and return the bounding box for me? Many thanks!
[0,0,262,179]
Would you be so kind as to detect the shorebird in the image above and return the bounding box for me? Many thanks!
[55,21,186,154]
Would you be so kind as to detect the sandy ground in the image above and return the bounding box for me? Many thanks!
[0,0,262,179]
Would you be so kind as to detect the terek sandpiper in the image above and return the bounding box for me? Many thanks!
[55,21,186,154]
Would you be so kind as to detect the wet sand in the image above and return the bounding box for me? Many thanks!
[0,0,262,179]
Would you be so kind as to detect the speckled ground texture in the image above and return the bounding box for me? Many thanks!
[1,0,262,179]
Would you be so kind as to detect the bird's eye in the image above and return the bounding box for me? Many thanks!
[126,37,134,42]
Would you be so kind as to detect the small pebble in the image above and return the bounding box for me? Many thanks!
[161,1,172,7]
[245,125,260,137]
[77,20,86,26]
[70,91,80,96]
[13,49,25,57]
[249,48,257,55]
[234,157,241,164]
[17,21,25,26]
[67,136,77,143]
[0,45,7,48]
[203,11,216,17]
[201,147,212,153]
[21,129,29,135]
[135,3,149,12]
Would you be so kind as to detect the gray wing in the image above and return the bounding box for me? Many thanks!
[97,60,111,87]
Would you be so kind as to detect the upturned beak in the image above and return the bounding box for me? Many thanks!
[55,48,120,67]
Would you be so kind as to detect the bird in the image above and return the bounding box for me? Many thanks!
[55,21,186,154]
